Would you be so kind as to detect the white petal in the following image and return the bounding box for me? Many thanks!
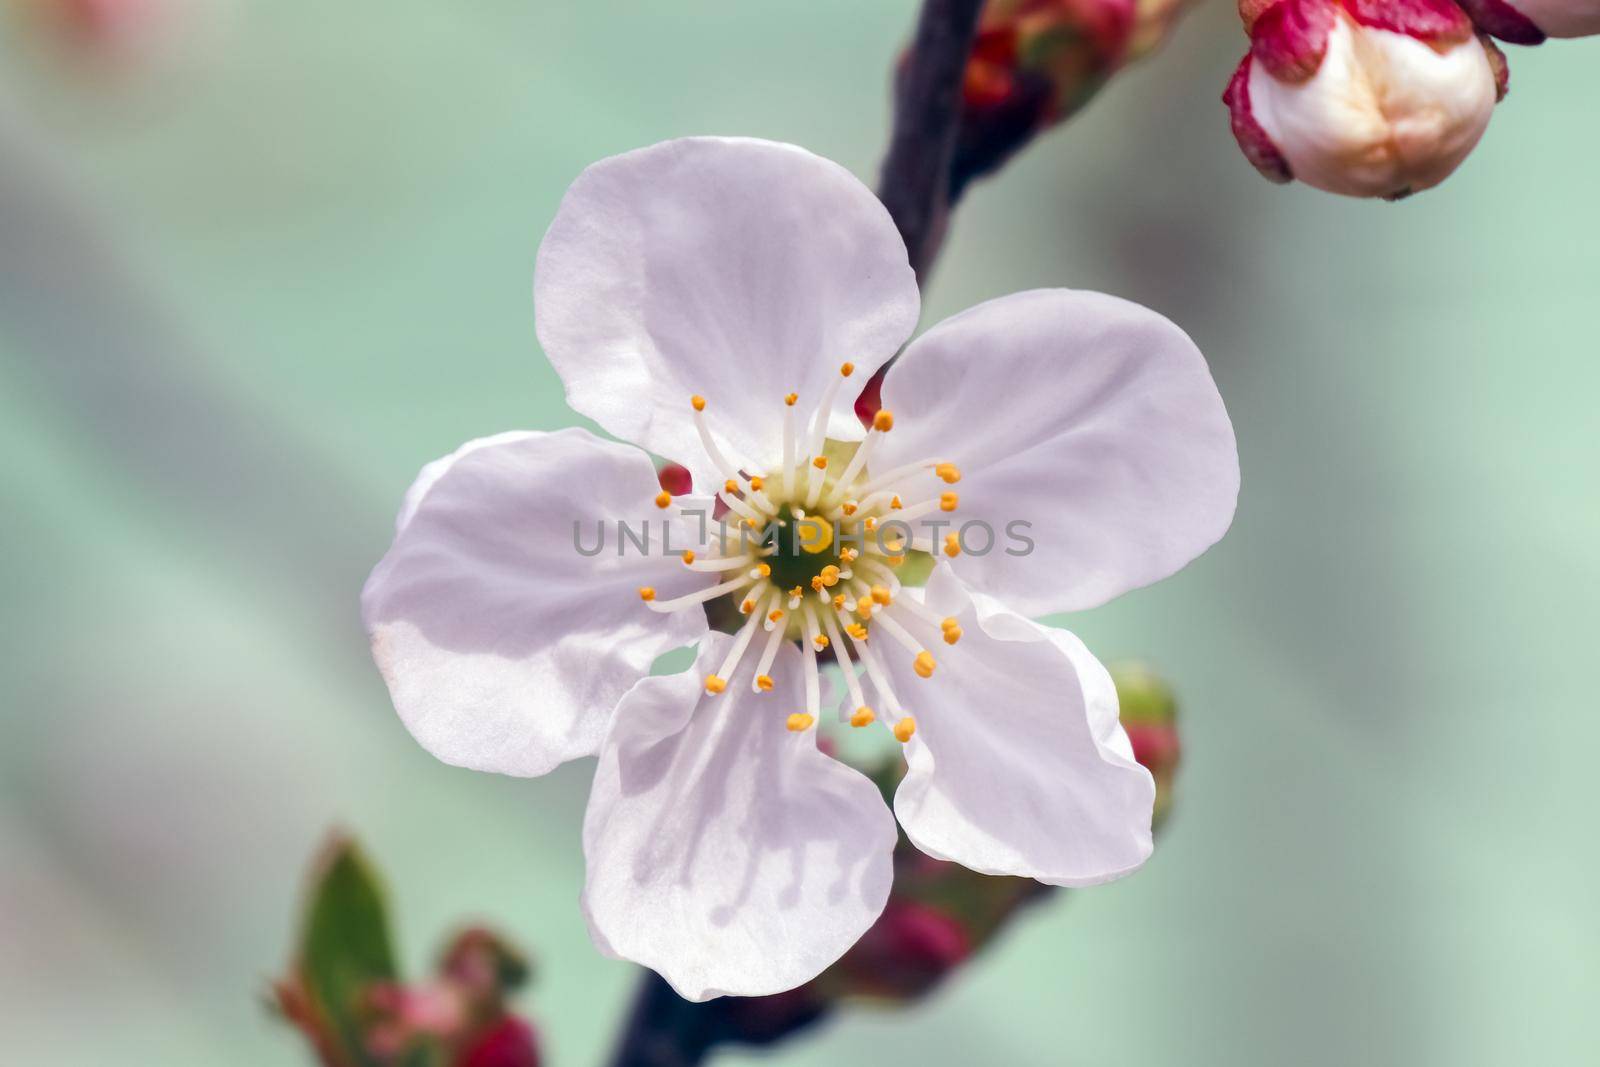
[534,137,920,483]
[874,289,1238,616]
[881,565,1155,886]
[362,428,710,777]
[581,637,897,1001]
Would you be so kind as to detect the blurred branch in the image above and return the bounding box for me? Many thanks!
[876,0,985,283]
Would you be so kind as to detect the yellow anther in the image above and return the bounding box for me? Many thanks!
[872,409,894,432]
[870,585,892,605]
[850,706,876,728]
[841,501,858,516]
[943,533,961,557]
[936,463,962,484]
[840,362,855,377]
[811,575,825,593]
[798,514,835,555]
[724,478,739,494]
[750,476,765,491]
[756,674,775,692]
[832,593,847,610]
[820,564,841,587]
[940,616,959,631]
[839,547,858,563]
[789,585,804,598]
[940,491,959,512]
[704,674,727,694]
[787,712,815,732]
[691,394,706,412]
[768,610,785,626]
[913,651,936,678]
[681,550,696,565]
[864,516,878,532]
[854,597,873,615]
[741,516,758,528]
[889,495,903,510]
[846,622,869,640]
[943,626,963,645]
[785,392,799,406]
[812,456,828,470]
[813,634,830,650]
[884,553,906,568]
[893,716,917,743]
[638,587,656,602]
[654,491,672,509]
[741,599,755,614]
[757,562,772,577]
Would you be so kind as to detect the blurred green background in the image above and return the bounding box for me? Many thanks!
[2,1,1597,1064]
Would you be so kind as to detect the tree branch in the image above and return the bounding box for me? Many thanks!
[876,0,985,283]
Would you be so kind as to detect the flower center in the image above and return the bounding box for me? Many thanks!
[636,363,965,743]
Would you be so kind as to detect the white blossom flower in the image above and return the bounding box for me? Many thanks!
[362,137,1239,1001]
[1225,0,1503,199]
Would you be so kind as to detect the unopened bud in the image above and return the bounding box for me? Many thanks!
[1110,661,1181,828]
[1458,0,1600,41]
[1224,0,1502,199]
[655,461,692,496]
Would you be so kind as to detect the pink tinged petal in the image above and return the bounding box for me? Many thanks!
[1250,0,1337,82]
[1344,0,1475,43]
[533,137,921,486]
[883,566,1155,886]
[362,428,711,778]
[1224,54,1295,184]
[581,638,898,1001]
[875,289,1239,617]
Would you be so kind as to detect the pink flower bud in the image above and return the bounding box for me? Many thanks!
[1224,0,1502,199]
[456,1016,541,1067]
[1458,0,1600,41]
[655,461,692,496]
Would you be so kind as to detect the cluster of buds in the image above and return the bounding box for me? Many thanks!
[273,837,540,1067]
[1225,0,1599,199]
[946,0,1199,198]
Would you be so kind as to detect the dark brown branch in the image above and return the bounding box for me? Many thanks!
[876,0,985,283]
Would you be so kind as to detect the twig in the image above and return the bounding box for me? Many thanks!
[876,0,985,283]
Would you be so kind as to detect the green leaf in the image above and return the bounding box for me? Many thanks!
[295,832,401,1067]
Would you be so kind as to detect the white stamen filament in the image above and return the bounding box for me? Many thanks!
[829,428,882,502]
[715,596,768,682]
[800,603,823,725]
[851,633,905,718]
[718,489,765,525]
[817,607,865,720]
[752,610,788,692]
[692,404,747,485]
[872,608,928,659]
[854,459,945,498]
[645,574,750,612]
[781,398,798,496]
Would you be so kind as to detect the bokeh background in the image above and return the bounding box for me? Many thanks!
[2,1,1597,1064]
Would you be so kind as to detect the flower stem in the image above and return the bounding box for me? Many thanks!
[876,0,985,283]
